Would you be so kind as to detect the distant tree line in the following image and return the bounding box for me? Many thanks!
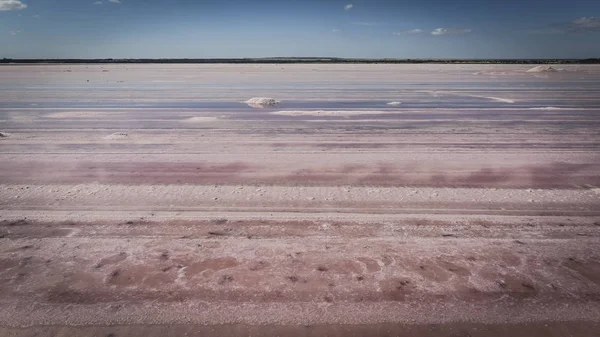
[1,57,599,64]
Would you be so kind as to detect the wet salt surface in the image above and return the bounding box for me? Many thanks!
[1,100,600,110]
[1,64,599,129]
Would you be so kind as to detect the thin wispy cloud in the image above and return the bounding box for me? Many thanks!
[9,30,21,36]
[94,0,120,4]
[431,28,472,36]
[344,4,353,11]
[528,28,565,35]
[332,29,341,32]
[568,16,600,32]
[531,16,600,34]
[352,21,380,26]
[393,29,423,35]
[0,0,27,11]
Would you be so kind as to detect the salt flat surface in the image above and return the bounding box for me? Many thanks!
[1,64,600,334]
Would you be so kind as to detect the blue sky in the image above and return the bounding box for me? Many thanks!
[1,0,599,58]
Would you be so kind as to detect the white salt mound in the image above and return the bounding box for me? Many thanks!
[104,132,129,140]
[0,132,9,138]
[387,101,402,105]
[526,66,558,73]
[245,97,279,108]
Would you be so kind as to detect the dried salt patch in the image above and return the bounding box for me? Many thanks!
[45,111,103,118]
[272,110,400,117]
[387,101,402,105]
[484,96,515,104]
[474,71,509,76]
[438,91,515,104]
[11,116,35,122]
[244,97,280,108]
[526,66,558,73]
[184,117,219,123]
[103,132,129,140]
[529,107,563,110]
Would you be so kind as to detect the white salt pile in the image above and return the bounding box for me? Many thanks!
[387,102,402,105]
[526,66,558,73]
[244,97,280,108]
[103,132,129,140]
[0,132,9,138]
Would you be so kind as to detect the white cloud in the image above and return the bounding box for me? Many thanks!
[9,30,20,35]
[332,29,341,32]
[0,0,27,11]
[344,4,353,10]
[108,0,120,3]
[569,16,600,32]
[431,28,471,35]
[93,1,102,4]
[393,29,423,35]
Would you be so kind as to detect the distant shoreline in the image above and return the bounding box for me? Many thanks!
[1,58,599,64]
